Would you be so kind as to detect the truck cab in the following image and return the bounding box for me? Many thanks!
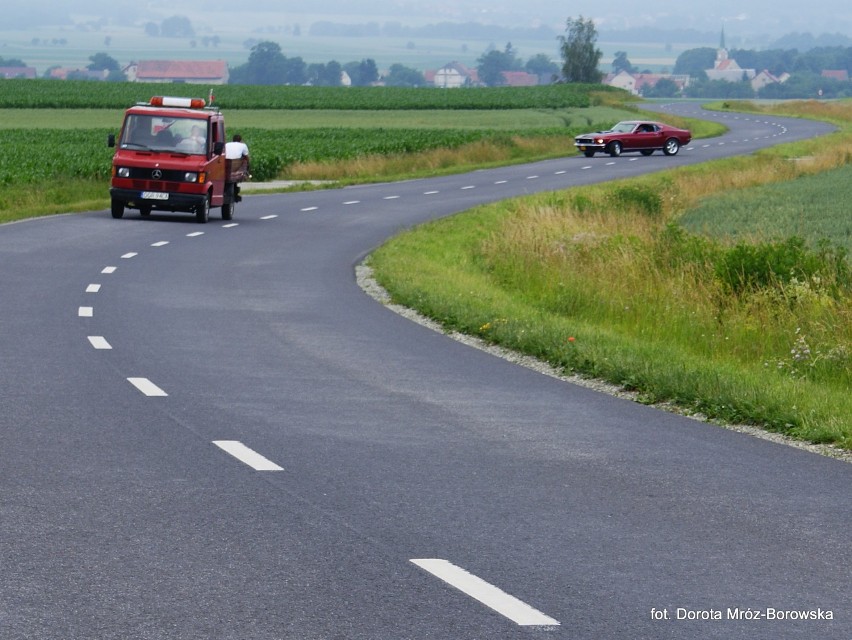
[108,96,243,223]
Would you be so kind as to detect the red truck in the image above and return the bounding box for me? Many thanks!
[108,96,247,223]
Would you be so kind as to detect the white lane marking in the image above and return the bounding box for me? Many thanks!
[101,266,117,274]
[383,195,400,200]
[411,559,560,627]
[223,223,239,228]
[87,336,112,350]
[343,200,360,205]
[151,241,169,247]
[554,171,566,175]
[606,162,616,166]
[212,441,283,471]
[121,252,137,259]
[127,377,168,397]
[581,166,592,170]
[461,185,475,190]
[526,175,539,180]
[78,306,93,317]
[86,284,101,293]
[301,206,318,212]
[187,231,205,237]
[260,214,278,220]
[423,190,439,195]
[494,180,507,184]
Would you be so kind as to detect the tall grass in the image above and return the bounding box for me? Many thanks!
[370,99,852,449]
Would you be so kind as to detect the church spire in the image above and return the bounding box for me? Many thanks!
[720,25,726,50]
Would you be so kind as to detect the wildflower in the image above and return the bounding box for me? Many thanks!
[568,336,576,343]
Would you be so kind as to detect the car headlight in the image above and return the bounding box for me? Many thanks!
[595,138,604,144]
[117,167,131,178]
[184,172,199,182]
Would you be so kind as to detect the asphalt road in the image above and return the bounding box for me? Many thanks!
[1,103,848,639]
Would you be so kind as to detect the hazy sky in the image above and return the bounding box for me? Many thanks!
[8,0,852,37]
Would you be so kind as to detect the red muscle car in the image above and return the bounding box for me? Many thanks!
[574,120,692,158]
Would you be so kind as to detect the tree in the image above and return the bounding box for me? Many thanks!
[384,63,426,87]
[87,52,119,73]
[558,16,603,83]
[160,15,194,38]
[612,51,636,75]
[525,53,559,82]
[343,59,379,86]
[477,42,522,86]
[642,78,679,98]
[307,61,342,86]
[673,47,716,77]
[230,41,289,85]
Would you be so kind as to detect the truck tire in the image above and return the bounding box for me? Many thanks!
[221,185,234,220]
[196,195,210,224]
[111,199,124,219]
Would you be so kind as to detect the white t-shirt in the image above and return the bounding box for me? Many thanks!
[225,141,249,159]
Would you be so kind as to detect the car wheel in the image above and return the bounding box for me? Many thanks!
[663,138,680,156]
[640,149,654,156]
[196,195,210,224]
[608,141,622,157]
[583,150,595,158]
[110,199,124,219]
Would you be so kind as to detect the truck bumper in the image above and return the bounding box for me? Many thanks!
[110,187,207,212]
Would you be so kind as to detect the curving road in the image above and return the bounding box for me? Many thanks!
[1,104,848,639]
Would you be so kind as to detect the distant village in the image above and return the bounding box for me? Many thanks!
[1,33,849,97]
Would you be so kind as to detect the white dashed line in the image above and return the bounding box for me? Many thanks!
[87,336,112,350]
[223,223,239,228]
[410,559,560,627]
[526,175,539,180]
[494,180,507,184]
[423,190,439,195]
[582,166,593,170]
[383,195,400,200]
[151,241,169,247]
[187,231,205,237]
[121,252,137,259]
[606,162,616,166]
[86,284,101,293]
[78,307,93,317]
[212,441,284,471]
[127,377,168,397]
[554,171,566,175]
[260,214,278,220]
[461,185,475,190]
[343,200,360,205]
[101,266,117,274]
[301,206,318,212]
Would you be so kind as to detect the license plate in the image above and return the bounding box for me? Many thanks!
[141,191,169,200]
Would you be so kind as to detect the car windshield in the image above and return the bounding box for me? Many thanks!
[610,121,638,133]
[120,114,208,154]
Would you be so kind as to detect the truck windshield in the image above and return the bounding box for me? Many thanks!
[120,114,208,154]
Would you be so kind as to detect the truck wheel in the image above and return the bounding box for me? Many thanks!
[221,185,234,220]
[111,199,124,219]
[196,197,210,223]
[196,196,210,224]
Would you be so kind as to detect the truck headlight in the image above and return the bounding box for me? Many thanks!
[117,167,131,178]
[184,172,199,182]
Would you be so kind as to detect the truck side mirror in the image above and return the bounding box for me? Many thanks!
[213,141,224,155]
[107,133,115,148]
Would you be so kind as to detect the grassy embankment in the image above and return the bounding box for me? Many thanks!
[369,99,852,451]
